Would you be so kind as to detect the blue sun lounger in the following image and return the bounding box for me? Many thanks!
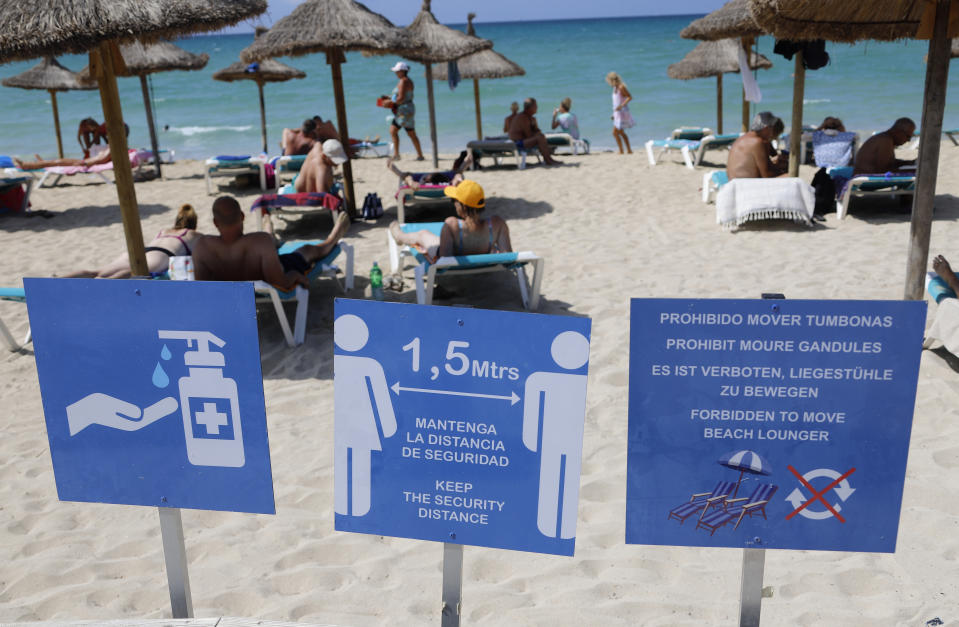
[387,222,544,309]
[832,166,916,219]
[204,154,267,195]
[695,482,778,535]
[668,480,736,524]
[646,132,740,169]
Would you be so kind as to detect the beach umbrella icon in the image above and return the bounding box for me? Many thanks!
[718,449,772,498]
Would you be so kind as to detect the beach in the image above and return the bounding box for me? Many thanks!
[0,141,958,626]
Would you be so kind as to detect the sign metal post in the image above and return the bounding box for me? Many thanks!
[739,547,765,627]
[441,542,464,627]
[158,507,194,618]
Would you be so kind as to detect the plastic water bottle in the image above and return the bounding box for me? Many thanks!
[370,262,384,301]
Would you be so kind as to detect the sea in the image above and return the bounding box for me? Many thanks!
[0,14,953,160]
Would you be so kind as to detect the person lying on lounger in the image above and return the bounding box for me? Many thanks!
[387,150,472,190]
[193,195,350,291]
[727,111,788,180]
[854,117,916,175]
[388,180,511,263]
[62,204,201,278]
[14,144,113,170]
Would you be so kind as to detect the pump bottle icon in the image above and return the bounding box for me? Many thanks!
[158,330,245,467]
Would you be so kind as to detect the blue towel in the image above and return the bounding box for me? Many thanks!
[928,273,959,304]
[0,156,14,168]
[215,155,251,161]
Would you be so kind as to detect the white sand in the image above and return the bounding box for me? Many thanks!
[1,144,958,626]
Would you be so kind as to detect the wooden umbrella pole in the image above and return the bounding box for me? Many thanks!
[741,38,751,132]
[49,90,64,158]
[327,49,356,216]
[139,75,162,178]
[92,42,148,277]
[473,78,482,140]
[788,52,805,177]
[905,0,952,300]
[425,62,439,168]
[716,75,723,135]
[257,80,268,154]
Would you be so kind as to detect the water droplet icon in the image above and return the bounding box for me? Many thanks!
[152,362,170,388]
[160,345,172,361]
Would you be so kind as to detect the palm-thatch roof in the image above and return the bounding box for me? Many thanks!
[0,0,266,62]
[668,39,772,79]
[432,13,524,80]
[1,56,96,91]
[681,0,764,41]
[241,0,417,61]
[213,59,305,83]
[120,40,209,75]
[746,0,955,42]
[401,0,492,64]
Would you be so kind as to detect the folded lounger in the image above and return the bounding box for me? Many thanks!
[715,177,815,230]
[250,191,343,232]
[0,287,30,352]
[833,168,916,220]
[544,132,590,155]
[204,154,267,195]
[466,138,541,170]
[387,222,544,309]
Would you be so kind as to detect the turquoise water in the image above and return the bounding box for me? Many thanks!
[0,14,953,160]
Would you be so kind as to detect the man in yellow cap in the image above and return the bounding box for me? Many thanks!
[388,179,512,263]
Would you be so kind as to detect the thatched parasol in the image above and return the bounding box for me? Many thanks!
[120,40,209,178]
[748,1,958,304]
[214,54,306,154]
[241,0,422,216]
[667,39,772,134]
[0,0,266,280]
[432,13,525,140]
[2,57,96,158]
[400,0,493,167]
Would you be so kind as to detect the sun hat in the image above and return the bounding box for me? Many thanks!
[444,180,485,209]
[390,61,410,73]
[322,139,349,165]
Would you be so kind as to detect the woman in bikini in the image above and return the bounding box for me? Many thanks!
[388,180,511,261]
[63,204,201,278]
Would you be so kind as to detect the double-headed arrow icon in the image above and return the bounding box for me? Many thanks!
[391,381,520,406]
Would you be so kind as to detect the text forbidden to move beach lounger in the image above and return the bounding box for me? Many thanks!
[333,299,591,556]
[24,278,275,515]
[626,298,926,553]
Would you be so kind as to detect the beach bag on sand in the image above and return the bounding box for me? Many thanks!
[812,167,836,215]
[361,192,383,219]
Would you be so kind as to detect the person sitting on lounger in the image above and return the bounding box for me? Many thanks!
[817,116,846,132]
[193,195,350,291]
[281,118,320,156]
[727,111,788,180]
[387,150,472,190]
[62,204,201,278]
[854,117,916,175]
[508,98,561,166]
[295,139,348,194]
[551,97,581,140]
[503,102,519,134]
[388,180,511,262]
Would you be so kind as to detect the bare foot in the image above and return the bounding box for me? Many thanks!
[13,157,24,169]
[933,254,953,279]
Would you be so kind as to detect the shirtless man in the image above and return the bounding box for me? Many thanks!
[281,118,319,156]
[508,98,561,166]
[503,102,519,134]
[14,144,113,170]
[727,111,788,180]
[193,196,350,291]
[295,138,349,194]
[853,117,916,175]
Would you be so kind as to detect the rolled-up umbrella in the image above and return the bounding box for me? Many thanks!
[718,449,772,498]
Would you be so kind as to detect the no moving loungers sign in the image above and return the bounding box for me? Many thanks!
[626,298,925,553]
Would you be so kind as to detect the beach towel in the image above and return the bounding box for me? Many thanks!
[926,296,959,355]
[716,177,815,229]
[250,191,343,215]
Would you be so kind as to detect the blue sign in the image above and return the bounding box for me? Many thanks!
[25,278,275,514]
[627,298,925,552]
[333,299,591,556]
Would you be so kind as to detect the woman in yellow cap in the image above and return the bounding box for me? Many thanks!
[388,180,511,261]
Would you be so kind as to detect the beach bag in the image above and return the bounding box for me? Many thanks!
[811,167,836,215]
[361,192,383,219]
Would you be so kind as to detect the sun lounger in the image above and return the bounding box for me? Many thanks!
[702,170,729,203]
[0,171,34,213]
[671,127,713,141]
[667,480,736,524]
[545,132,590,155]
[135,148,175,165]
[645,132,740,170]
[350,140,389,158]
[204,154,267,195]
[0,287,30,351]
[467,138,541,170]
[395,183,452,225]
[250,191,344,232]
[715,177,815,229]
[835,169,916,219]
[271,154,306,191]
[19,149,142,188]
[387,222,544,309]
[695,482,778,535]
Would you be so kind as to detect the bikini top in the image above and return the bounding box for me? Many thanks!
[456,219,498,255]
[155,229,193,255]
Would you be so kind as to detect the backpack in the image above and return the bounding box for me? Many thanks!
[361,192,383,219]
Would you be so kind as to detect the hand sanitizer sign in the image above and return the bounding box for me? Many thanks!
[26,278,275,514]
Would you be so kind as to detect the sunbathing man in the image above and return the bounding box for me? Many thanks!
[281,118,320,156]
[854,117,916,175]
[193,195,350,291]
[295,139,349,194]
[503,102,519,134]
[508,98,561,166]
[387,150,472,190]
[14,145,114,170]
[727,111,789,180]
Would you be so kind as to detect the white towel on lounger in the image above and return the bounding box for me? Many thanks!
[716,177,815,229]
